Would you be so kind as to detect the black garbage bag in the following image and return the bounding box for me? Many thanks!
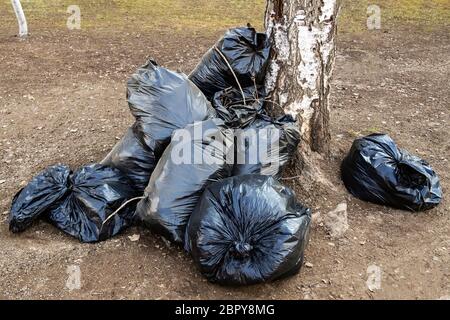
[211,87,299,178]
[103,59,214,192]
[185,175,311,286]
[212,86,266,128]
[341,133,442,211]
[233,115,301,178]
[9,164,71,233]
[101,124,156,192]
[189,26,271,100]
[9,164,139,242]
[136,118,234,244]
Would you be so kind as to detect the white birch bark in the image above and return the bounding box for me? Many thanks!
[265,0,340,155]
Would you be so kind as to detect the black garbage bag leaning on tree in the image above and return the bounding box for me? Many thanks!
[341,133,442,211]
[102,60,215,192]
[185,175,311,286]
[189,26,271,101]
[212,85,266,128]
[9,164,140,242]
[233,114,301,178]
[136,118,234,244]
[211,87,300,178]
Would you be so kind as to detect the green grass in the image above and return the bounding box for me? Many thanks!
[1,0,265,34]
[340,0,450,33]
[1,0,448,34]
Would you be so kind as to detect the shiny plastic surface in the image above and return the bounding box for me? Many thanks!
[10,164,139,242]
[103,60,214,192]
[136,118,234,244]
[189,26,270,100]
[101,124,156,192]
[233,114,301,178]
[185,175,311,286]
[9,164,70,233]
[341,133,442,211]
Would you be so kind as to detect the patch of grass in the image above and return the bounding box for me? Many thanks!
[364,127,382,135]
[1,0,265,34]
[340,0,450,34]
[1,0,448,34]
[347,129,361,138]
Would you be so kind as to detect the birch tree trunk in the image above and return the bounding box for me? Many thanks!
[11,0,28,37]
[265,0,340,180]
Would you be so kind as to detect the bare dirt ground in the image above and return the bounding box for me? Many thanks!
[0,9,449,299]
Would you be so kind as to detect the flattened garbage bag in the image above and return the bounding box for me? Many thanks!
[341,133,442,211]
[212,86,265,128]
[185,175,311,286]
[136,118,234,244]
[189,26,270,100]
[233,115,301,178]
[9,164,139,242]
[102,59,214,192]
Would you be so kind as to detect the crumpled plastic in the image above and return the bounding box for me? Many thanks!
[136,118,234,244]
[102,60,215,192]
[233,114,301,178]
[185,175,311,285]
[341,133,442,211]
[212,86,266,128]
[189,26,270,101]
[9,164,139,242]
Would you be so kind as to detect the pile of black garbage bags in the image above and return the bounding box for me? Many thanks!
[9,26,442,286]
[9,27,309,285]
